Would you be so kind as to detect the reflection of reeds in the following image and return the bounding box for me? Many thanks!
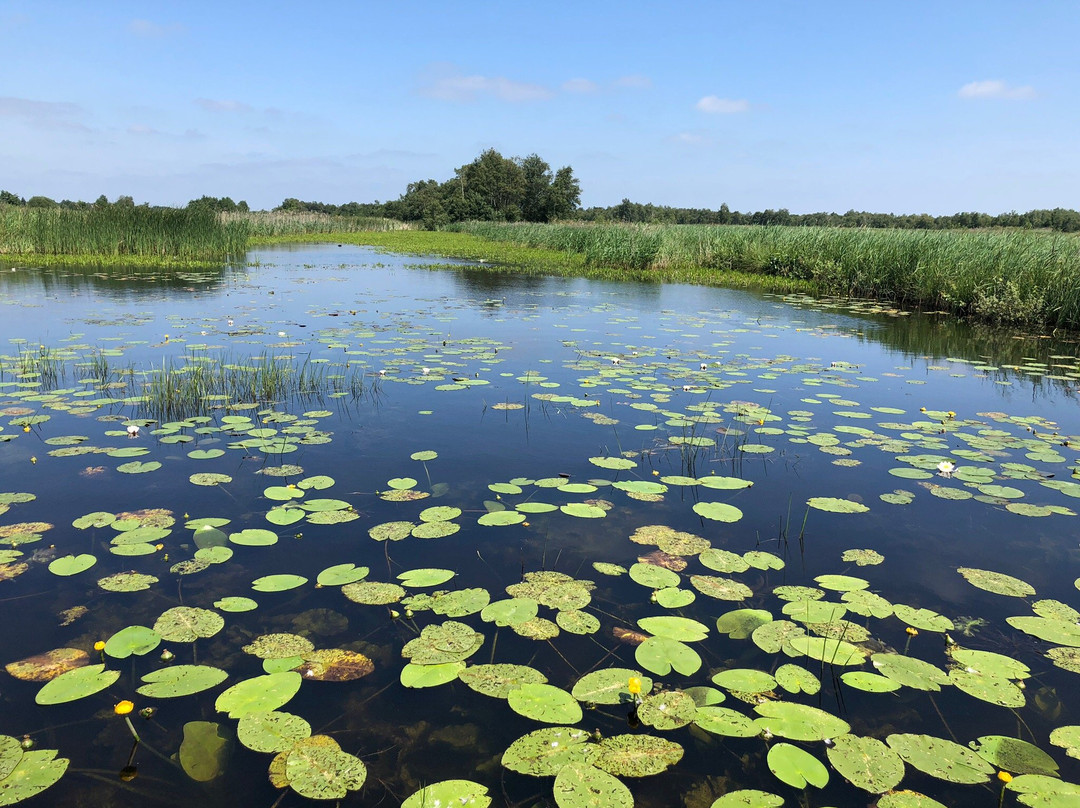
[451,222,1080,329]
[138,352,380,420]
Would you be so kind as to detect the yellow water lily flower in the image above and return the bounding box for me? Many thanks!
[114,700,135,715]
[627,677,642,695]
[997,771,1013,783]
[94,641,106,652]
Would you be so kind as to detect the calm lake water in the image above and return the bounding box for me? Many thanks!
[1,243,1079,807]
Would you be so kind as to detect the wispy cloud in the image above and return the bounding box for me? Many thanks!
[671,132,708,145]
[419,64,553,102]
[562,78,599,94]
[0,96,90,131]
[127,19,186,37]
[696,95,749,114]
[614,75,652,90]
[195,98,254,113]
[127,124,159,136]
[958,80,1035,100]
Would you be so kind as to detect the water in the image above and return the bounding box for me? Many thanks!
[0,243,1078,807]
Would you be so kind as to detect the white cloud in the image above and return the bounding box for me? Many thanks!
[696,95,749,114]
[614,74,652,90]
[128,19,185,37]
[958,80,1035,100]
[127,124,159,136]
[562,78,598,93]
[419,64,552,102]
[195,98,254,113]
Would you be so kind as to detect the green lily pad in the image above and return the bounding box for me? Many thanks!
[237,711,312,753]
[712,668,777,694]
[753,701,851,742]
[244,633,315,660]
[767,742,829,788]
[458,664,548,699]
[591,734,683,777]
[885,733,994,784]
[637,690,697,730]
[694,706,761,738]
[958,567,1036,597]
[690,575,752,601]
[47,554,96,577]
[827,734,904,793]
[629,562,681,589]
[97,571,158,592]
[553,763,632,808]
[970,736,1060,776]
[502,726,597,776]
[215,596,258,612]
[316,564,369,586]
[507,683,582,724]
[572,668,652,705]
[104,625,161,658]
[397,568,455,588]
[635,636,702,676]
[35,664,121,705]
[137,665,229,698]
[709,789,783,807]
[1050,726,1080,761]
[775,663,820,694]
[402,621,483,665]
[215,671,303,718]
[341,581,405,605]
[0,746,68,805]
[402,780,491,808]
[840,671,902,692]
[807,496,869,513]
[285,742,366,799]
[693,501,743,522]
[154,607,225,642]
[893,604,954,632]
[252,574,307,592]
[716,609,772,639]
[400,661,465,688]
[872,653,950,691]
[784,635,867,666]
[637,615,709,642]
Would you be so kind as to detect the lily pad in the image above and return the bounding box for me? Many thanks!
[958,567,1036,597]
[215,671,303,718]
[507,683,582,724]
[502,726,596,776]
[179,721,232,782]
[591,734,683,777]
[138,665,229,698]
[827,734,905,793]
[553,763,632,808]
[237,711,312,753]
[154,607,225,642]
[459,664,548,699]
[402,780,491,808]
[886,733,994,784]
[35,664,120,705]
[767,742,829,788]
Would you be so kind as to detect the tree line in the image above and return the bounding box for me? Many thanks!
[4,146,1078,232]
[576,199,1080,232]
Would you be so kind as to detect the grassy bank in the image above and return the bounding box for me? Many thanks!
[449,222,1080,329]
[0,205,249,263]
[225,211,409,238]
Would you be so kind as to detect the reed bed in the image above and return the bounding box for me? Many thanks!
[451,222,1080,329]
[0,205,248,260]
[234,211,412,238]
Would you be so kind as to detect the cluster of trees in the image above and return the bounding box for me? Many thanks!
[380,149,581,229]
[578,199,1080,233]
[0,192,251,213]
[274,198,386,217]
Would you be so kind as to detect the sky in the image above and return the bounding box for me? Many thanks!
[2,1,1078,214]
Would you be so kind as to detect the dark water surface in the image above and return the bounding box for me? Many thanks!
[1,244,1079,807]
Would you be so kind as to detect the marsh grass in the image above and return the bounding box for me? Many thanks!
[0,206,248,262]
[138,352,379,420]
[450,222,1080,329]
[232,211,410,238]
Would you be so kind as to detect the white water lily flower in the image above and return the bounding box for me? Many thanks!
[936,460,956,477]
[126,425,140,437]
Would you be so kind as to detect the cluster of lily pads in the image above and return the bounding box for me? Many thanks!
[2,251,1080,807]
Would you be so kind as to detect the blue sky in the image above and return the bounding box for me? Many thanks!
[2,1,1077,214]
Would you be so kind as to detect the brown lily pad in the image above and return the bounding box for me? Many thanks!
[295,650,374,682]
[637,550,687,572]
[6,648,90,681]
[0,562,29,581]
[0,522,53,539]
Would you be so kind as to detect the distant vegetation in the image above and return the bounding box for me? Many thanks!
[451,221,1080,329]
